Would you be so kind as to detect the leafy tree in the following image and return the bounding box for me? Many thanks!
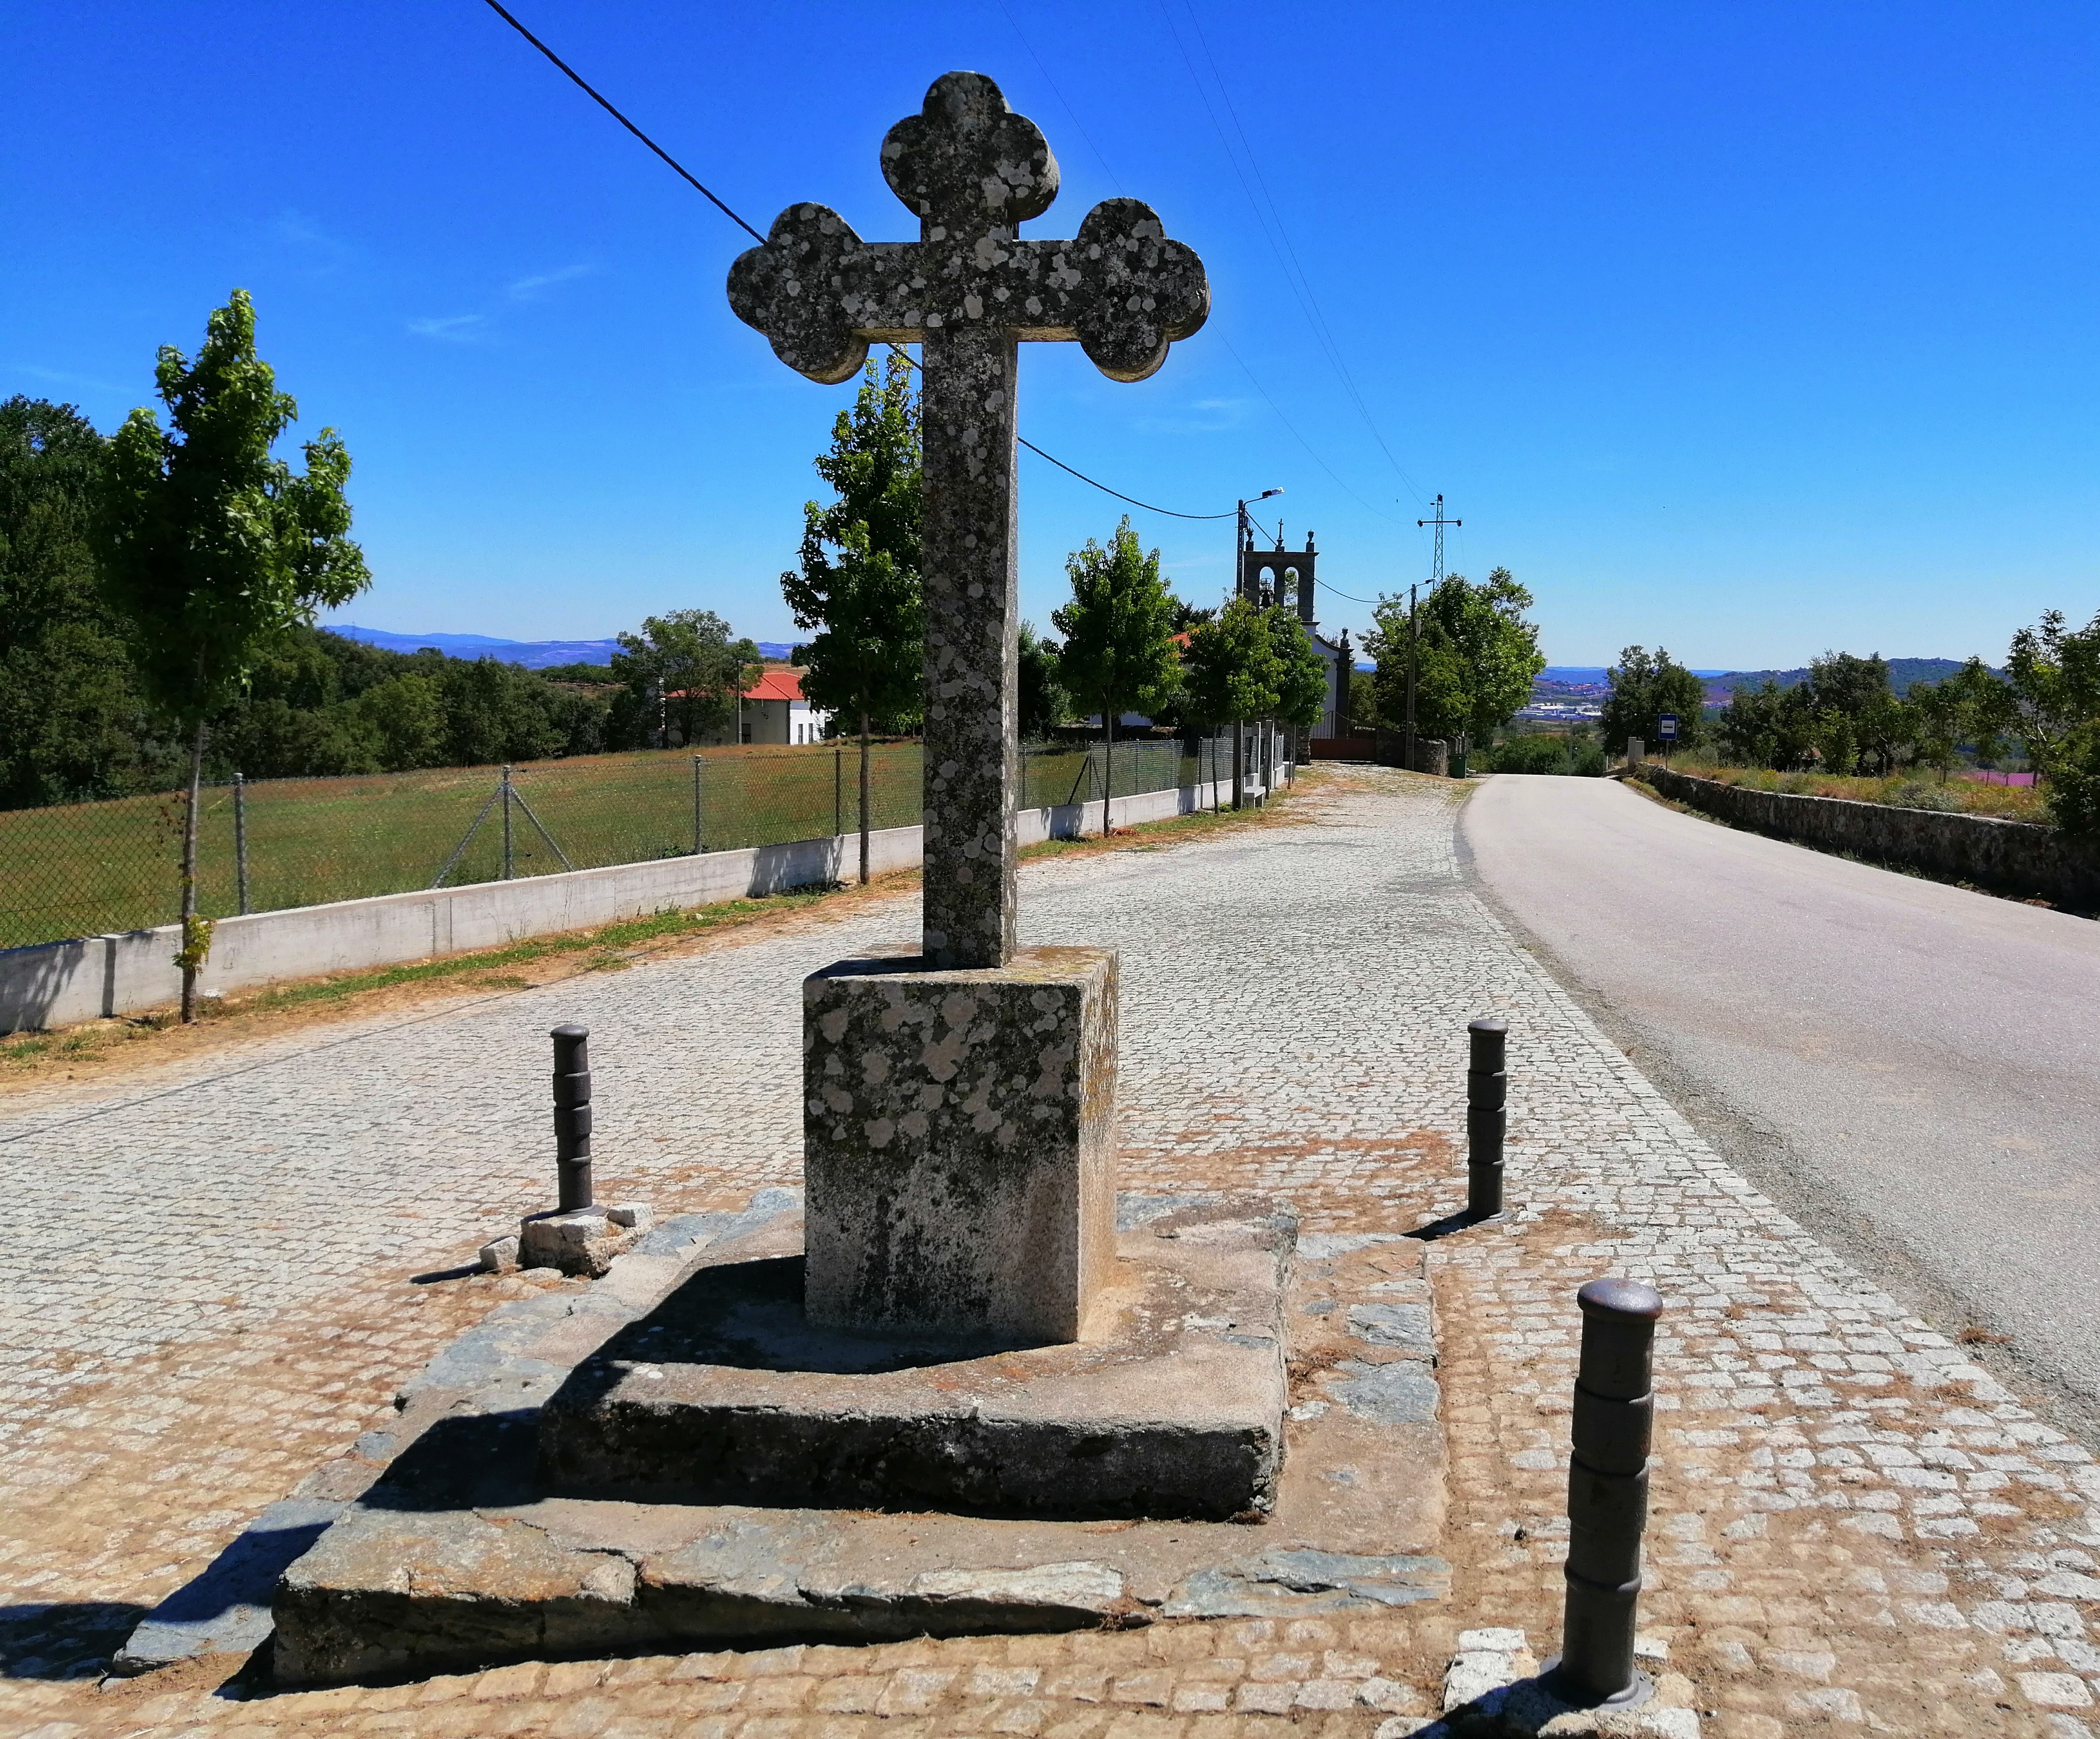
[1168,597,1216,634]
[1266,605,1329,731]
[1368,569,1545,752]
[2005,608,2100,777]
[781,354,923,883]
[611,610,761,750]
[96,290,369,1019]
[1716,677,1819,770]
[0,397,169,806]
[1018,622,1069,740]
[1052,518,1182,834]
[1598,646,1708,757]
[1907,678,1966,782]
[1346,669,1380,731]
[1182,597,1281,809]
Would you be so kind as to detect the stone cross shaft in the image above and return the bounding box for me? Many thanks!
[730,71,1209,969]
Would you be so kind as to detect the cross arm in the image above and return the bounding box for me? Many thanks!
[995,200,1210,381]
[727,204,923,384]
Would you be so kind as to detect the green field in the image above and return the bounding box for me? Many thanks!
[0,736,1220,949]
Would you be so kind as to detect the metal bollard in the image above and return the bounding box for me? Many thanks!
[551,1025,593,1211]
[1549,1276,1664,1708]
[1466,1017,1507,1219]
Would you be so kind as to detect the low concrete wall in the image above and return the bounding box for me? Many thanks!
[1642,765,2100,910]
[0,776,1258,1032]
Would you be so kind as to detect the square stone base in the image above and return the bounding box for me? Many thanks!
[538,1197,1286,1522]
[264,1191,1448,1687]
[802,945,1116,1342]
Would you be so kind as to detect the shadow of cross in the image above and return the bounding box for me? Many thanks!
[729,70,1209,970]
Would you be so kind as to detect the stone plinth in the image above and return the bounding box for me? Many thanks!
[263,1191,1447,1687]
[538,1200,1286,1521]
[803,944,1116,1342]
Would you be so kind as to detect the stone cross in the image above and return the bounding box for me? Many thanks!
[730,71,1209,970]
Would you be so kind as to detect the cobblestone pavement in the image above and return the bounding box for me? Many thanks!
[5,768,2100,1737]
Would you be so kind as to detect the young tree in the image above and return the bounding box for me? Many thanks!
[2005,608,2100,778]
[96,290,369,1020]
[611,610,761,748]
[1017,622,1069,741]
[1052,518,1182,834]
[1182,597,1281,809]
[1368,569,1545,755]
[1598,646,1708,757]
[1266,605,1330,771]
[780,354,922,883]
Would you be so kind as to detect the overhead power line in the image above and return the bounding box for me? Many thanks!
[481,0,762,243]
[479,0,1227,523]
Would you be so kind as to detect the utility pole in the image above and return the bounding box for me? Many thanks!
[1232,489,1283,806]
[1410,494,1461,771]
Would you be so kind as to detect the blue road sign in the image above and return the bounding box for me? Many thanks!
[1657,714,1679,741]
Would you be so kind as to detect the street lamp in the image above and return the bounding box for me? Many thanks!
[1235,487,1284,602]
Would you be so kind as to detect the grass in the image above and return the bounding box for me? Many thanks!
[0,737,1224,950]
[1663,756,2049,823]
[0,759,1315,1086]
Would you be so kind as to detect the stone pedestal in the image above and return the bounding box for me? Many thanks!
[803,945,1116,1343]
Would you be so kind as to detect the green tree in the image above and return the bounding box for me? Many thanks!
[1182,597,1281,809]
[780,354,923,883]
[1017,622,1069,740]
[1598,646,1708,757]
[611,610,761,749]
[1368,569,1545,754]
[0,397,169,807]
[2005,608,2100,778]
[1052,518,1182,835]
[1266,605,1329,737]
[96,290,369,1019]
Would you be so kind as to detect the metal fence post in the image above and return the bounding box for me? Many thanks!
[501,765,515,880]
[1466,1017,1507,1220]
[1547,1277,1663,1710]
[692,754,705,854]
[552,1024,593,1211]
[834,742,843,839]
[233,772,250,915]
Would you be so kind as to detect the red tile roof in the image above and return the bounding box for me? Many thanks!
[744,668,806,702]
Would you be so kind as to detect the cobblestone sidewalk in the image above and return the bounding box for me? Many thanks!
[4,768,2097,1737]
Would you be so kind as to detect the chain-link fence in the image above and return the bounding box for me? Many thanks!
[0,733,1266,950]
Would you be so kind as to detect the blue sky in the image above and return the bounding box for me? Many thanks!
[5,1,2097,668]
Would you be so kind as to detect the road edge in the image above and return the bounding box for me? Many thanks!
[1453,773,2100,1453]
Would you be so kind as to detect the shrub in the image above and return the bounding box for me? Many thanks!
[1887,779,1962,812]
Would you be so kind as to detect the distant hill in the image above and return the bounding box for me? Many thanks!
[1706,658,1988,700]
[327,624,796,668]
[1539,665,1730,684]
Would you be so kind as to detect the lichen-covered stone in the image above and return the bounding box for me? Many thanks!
[801,945,1116,1340]
[728,71,1207,969]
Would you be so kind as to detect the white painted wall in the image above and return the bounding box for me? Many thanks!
[1,775,1271,1032]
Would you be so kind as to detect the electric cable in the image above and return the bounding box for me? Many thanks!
[479,0,1228,523]
[481,0,763,243]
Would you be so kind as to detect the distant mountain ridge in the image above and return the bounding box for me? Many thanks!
[1706,658,1988,699]
[327,624,796,668]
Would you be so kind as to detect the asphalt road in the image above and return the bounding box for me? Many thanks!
[1462,773,2100,1435]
